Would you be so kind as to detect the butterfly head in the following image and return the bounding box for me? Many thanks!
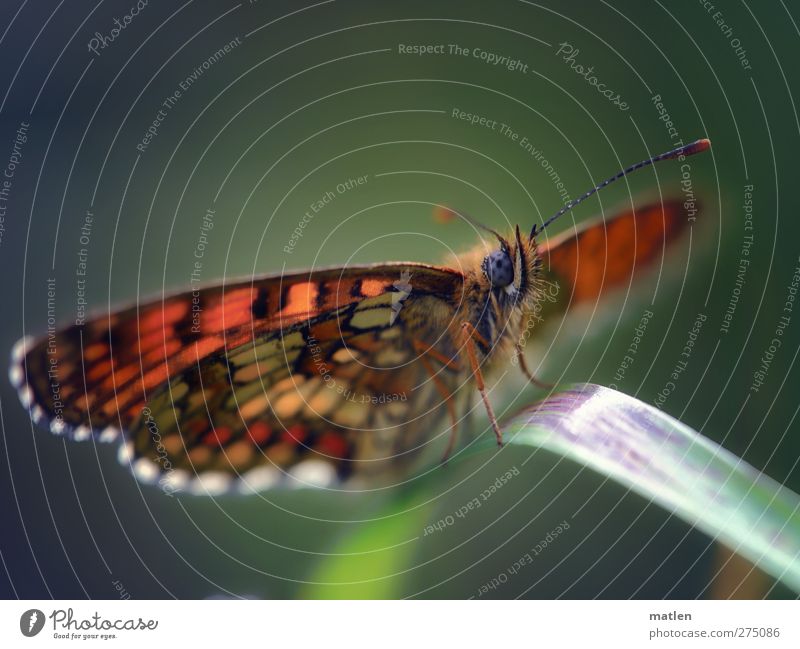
[481,225,536,301]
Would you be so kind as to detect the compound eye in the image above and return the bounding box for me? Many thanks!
[482,250,514,288]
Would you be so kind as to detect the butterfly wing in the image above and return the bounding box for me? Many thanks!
[537,200,690,307]
[11,264,467,492]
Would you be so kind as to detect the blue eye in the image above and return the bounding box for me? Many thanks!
[482,250,514,288]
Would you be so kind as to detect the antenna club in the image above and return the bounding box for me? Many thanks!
[694,137,712,153]
[666,138,712,160]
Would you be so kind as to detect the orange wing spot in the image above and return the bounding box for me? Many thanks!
[137,329,169,354]
[316,431,349,459]
[84,343,108,362]
[282,424,308,445]
[141,339,182,367]
[99,379,148,418]
[75,394,92,412]
[101,397,124,419]
[104,364,140,391]
[204,288,257,330]
[126,404,142,421]
[360,278,385,297]
[279,282,319,318]
[141,363,171,391]
[433,205,458,224]
[140,301,188,331]
[247,421,272,446]
[87,360,112,382]
[180,336,225,365]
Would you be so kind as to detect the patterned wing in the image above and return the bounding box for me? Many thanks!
[10,264,467,493]
[538,200,690,307]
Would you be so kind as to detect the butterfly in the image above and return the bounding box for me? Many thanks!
[10,139,710,495]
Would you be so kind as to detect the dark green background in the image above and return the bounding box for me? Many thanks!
[1,0,797,598]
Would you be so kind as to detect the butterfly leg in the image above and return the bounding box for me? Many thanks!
[515,343,555,390]
[460,322,503,446]
[417,353,459,462]
[412,339,462,370]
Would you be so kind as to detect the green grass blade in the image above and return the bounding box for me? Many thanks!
[498,383,800,592]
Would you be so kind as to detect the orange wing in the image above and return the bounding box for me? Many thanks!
[10,263,466,493]
[11,263,463,440]
[538,200,690,305]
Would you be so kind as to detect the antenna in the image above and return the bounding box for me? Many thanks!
[531,138,711,239]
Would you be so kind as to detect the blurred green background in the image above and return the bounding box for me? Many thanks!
[1,0,798,598]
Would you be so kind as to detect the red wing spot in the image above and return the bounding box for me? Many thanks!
[316,431,349,459]
[248,421,272,446]
[203,426,232,447]
[282,424,308,445]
